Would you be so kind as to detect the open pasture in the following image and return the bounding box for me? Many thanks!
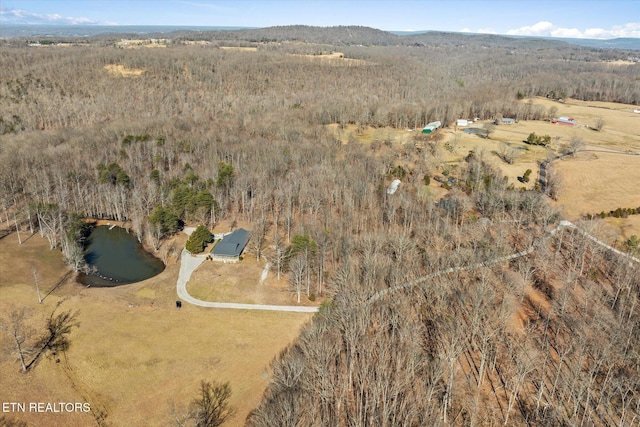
[0,233,312,426]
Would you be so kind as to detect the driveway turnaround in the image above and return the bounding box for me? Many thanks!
[176,249,319,313]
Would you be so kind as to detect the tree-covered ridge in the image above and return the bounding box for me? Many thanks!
[0,30,637,137]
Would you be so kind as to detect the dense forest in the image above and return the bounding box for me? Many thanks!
[1,26,639,425]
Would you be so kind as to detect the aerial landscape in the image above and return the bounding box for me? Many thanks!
[1,1,639,426]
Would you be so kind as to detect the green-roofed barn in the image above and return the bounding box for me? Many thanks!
[211,228,251,262]
[422,120,442,134]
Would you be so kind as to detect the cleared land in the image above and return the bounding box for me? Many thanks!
[186,256,311,306]
[553,151,640,217]
[103,64,145,77]
[0,232,312,427]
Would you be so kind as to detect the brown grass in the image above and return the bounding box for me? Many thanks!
[115,39,168,49]
[104,64,145,77]
[553,152,640,217]
[0,233,312,426]
[186,256,308,306]
[219,46,258,52]
[294,52,371,66]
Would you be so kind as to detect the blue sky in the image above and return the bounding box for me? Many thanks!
[1,1,639,39]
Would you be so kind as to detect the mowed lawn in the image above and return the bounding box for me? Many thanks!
[0,233,313,427]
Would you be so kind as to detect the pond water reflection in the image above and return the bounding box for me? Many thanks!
[78,226,165,287]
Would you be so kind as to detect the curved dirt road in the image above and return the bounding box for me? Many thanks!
[176,249,318,313]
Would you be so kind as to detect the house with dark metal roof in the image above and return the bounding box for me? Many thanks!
[211,228,251,261]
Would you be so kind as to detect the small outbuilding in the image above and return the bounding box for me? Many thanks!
[422,121,442,134]
[456,119,469,127]
[386,179,401,195]
[211,228,251,262]
[552,116,577,126]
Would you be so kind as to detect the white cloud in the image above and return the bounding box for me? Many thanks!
[477,28,497,35]
[461,27,496,34]
[551,27,583,38]
[506,21,554,37]
[0,7,104,25]
[505,20,640,39]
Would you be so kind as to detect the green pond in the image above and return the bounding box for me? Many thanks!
[79,225,165,287]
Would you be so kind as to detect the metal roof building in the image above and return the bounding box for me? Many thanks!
[211,228,251,260]
[552,116,577,126]
[422,120,442,134]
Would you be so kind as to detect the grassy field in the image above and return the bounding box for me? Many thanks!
[0,233,313,427]
[186,255,315,307]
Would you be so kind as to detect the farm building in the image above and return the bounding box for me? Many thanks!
[211,228,251,262]
[386,179,401,194]
[422,121,442,134]
[552,116,577,126]
[495,118,516,125]
[456,119,470,127]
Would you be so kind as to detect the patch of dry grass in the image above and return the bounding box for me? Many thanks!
[219,46,258,52]
[104,64,145,77]
[553,152,640,216]
[0,233,312,427]
[187,256,312,307]
[604,215,640,244]
[294,52,371,66]
[115,39,168,49]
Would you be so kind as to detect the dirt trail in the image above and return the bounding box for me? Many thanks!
[369,220,639,305]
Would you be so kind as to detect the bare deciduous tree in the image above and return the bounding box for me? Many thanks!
[190,381,234,427]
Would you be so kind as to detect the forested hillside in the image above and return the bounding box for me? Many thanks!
[1,26,639,425]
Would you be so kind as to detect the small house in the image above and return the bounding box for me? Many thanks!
[211,228,251,262]
[456,119,469,127]
[495,118,516,125]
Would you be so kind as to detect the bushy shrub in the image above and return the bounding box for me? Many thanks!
[186,225,212,254]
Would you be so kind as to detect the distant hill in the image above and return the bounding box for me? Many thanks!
[551,37,640,50]
[2,24,639,51]
[0,24,256,39]
[394,30,640,50]
[178,25,402,46]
